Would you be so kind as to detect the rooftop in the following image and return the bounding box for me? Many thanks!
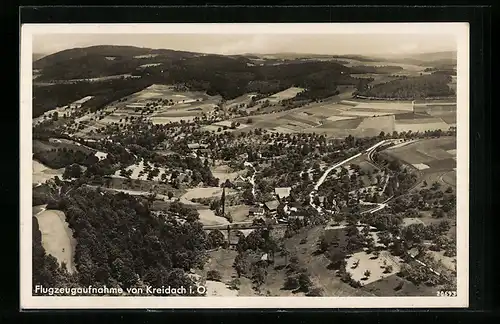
[188,143,209,149]
[72,96,94,105]
[274,187,291,199]
[264,200,280,211]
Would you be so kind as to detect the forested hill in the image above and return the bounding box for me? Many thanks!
[33,45,201,80]
[356,73,455,100]
[33,186,209,294]
[32,45,360,117]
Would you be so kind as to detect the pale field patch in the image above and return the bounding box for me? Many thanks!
[412,163,430,170]
[270,126,295,134]
[139,63,162,68]
[402,217,426,227]
[150,116,197,124]
[133,54,158,59]
[181,187,237,201]
[356,115,395,134]
[265,87,304,102]
[35,209,77,273]
[428,250,457,272]
[113,160,169,182]
[211,164,244,183]
[385,139,419,150]
[326,115,357,122]
[197,209,230,226]
[346,250,402,286]
[32,160,64,184]
[446,149,457,156]
[204,280,238,297]
[354,102,414,111]
[395,120,450,133]
[342,110,394,117]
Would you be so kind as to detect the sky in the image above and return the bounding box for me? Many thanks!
[33,33,457,57]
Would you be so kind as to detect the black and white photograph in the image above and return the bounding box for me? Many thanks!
[20,23,469,309]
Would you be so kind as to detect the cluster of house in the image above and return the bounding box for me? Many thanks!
[247,187,306,224]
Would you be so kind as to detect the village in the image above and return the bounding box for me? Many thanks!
[31,38,458,298]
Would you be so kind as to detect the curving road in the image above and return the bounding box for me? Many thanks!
[309,140,388,214]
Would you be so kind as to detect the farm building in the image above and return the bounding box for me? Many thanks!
[69,96,94,109]
[188,143,209,150]
[264,200,280,216]
[249,206,265,217]
[274,187,291,200]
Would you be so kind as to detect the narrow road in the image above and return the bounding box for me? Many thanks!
[239,161,258,199]
[309,140,387,213]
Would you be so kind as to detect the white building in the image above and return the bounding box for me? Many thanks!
[69,96,94,109]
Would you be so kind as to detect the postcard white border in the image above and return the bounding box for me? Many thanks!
[20,23,470,309]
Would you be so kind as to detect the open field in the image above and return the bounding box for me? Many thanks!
[112,160,170,182]
[199,249,261,297]
[226,205,251,222]
[326,115,357,122]
[412,163,430,170]
[362,274,439,296]
[283,226,373,296]
[205,280,239,296]
[340,110,394,117]
[198,208,230,226]
[355,115,395,135]
[351,101,414,112]
[441,170,457,187]
[346,250,402,286]
[181,187,237,201]
[35,209,77,273]
[265,87,304,102]
[395,116,450,132]
[386,137,456,168]
[211,164,246,183]
[33,139,95,155]
[32,160,64,185]
[402,217,426,227]
[428,250,456,272]
[73,84,221,130]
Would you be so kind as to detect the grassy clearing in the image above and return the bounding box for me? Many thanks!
[226,205,251,222]
[265,87,305,102]
[353,102,414,112]
[441,170,456,187]
[32,160,64,184]
[362,274,439,296]
[283,226,373,296]
[394,112,433,120]
[319,118,363,129]
[198,208,230,226]
[341,110,394,117]
[356,115,395,133]
[35,209,77,273]
[33,139,94,155]
[395,120,450,133]
[181,187,236,201]
[428,250,456,272]
[346,250,402,286]
[425,158,456,172]
[387,137,456,167]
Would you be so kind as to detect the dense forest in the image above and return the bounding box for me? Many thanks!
[356,74,455,99]
[33,46,358,117]
[33,78,154,118]
[33,187,207,295]
[350,65,404,74]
